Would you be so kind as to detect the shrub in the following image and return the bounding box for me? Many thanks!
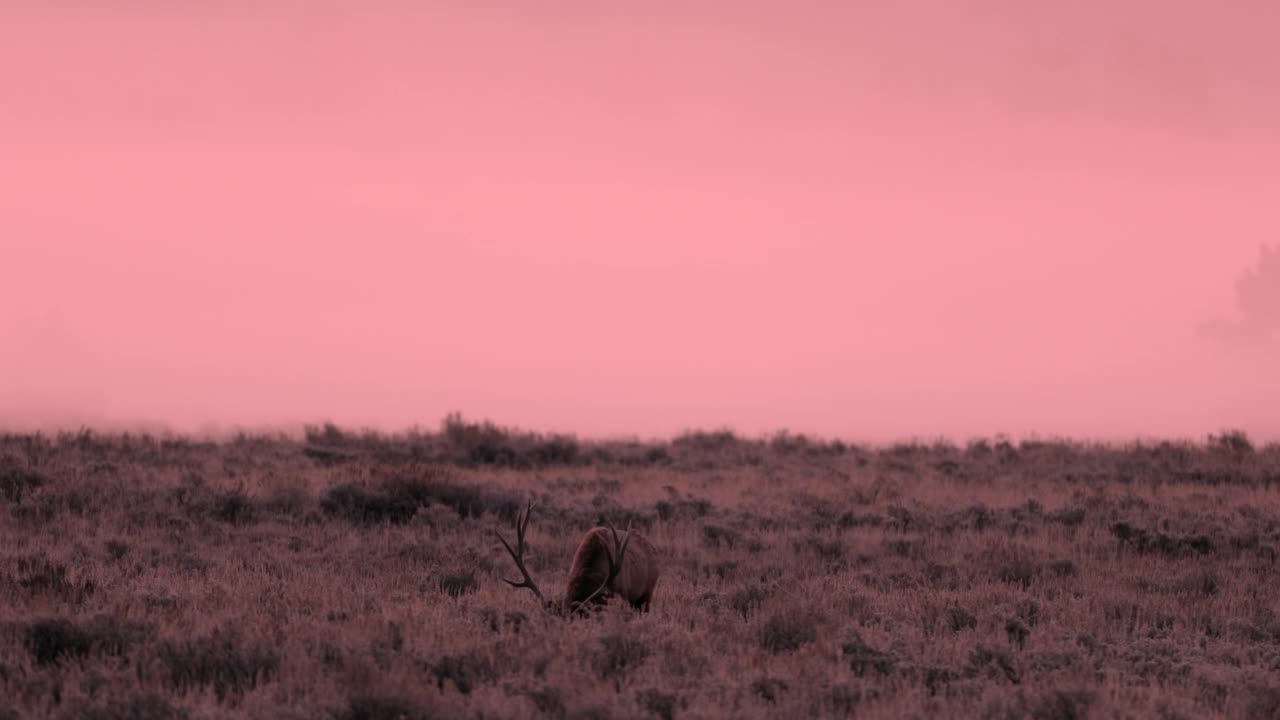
[105,539,130,560]
[0,460,44,502]
[750,677,789,703]
[701,524,741,549]
[841,633,895,676]
[212,490,254,524]
[302,445,358,466]
[17,556,94,601]
[1031,690,1094,720]
[1174,571,1219,596]
[527,437,580,466]
[1046,507,1086,527]
[967,645,1021,684]
[1246,686,1280,720]
[759,612,818,654]
[793,534,844,563]
[827,684,872,715]
[24,616,150,666]
[24,618,91,666]
[947,607,977,632]
[438,570,479,598]
[644,447,672,465]
[151,631,280,701]
[729,586,770,618]
[322,476,518,525]
[1110,523,1216,556]
[57,694,186,720]
[387,476,519,520]
[431,651,496,695]
[340,695,440,720]
[595,634,650,680]
[1210,429,1254,456]
[523,687,565,718]
[322,483,418,525]
[1006,618,1030,649]
[636,688,676,720]
[655,497,712,522]
[994,558,1039,589]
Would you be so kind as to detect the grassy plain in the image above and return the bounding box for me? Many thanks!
[1,420,1279,719]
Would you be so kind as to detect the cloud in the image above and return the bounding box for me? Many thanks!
[1200,244,1280,347]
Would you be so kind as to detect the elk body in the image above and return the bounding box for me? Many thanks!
[495,503,659,615]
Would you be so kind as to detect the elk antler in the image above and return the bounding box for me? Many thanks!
[494,501,547,607]
[575,519,632,610]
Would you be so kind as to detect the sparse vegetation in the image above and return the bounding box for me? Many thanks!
[0,424,1278,717]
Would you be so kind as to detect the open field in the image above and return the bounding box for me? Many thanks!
[2,420,1279,719]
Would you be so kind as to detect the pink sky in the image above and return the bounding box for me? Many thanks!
[2,2,1278,442]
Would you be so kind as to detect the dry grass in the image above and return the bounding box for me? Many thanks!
[1,425,1279,719]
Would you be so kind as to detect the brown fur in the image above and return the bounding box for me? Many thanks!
[563,527,659,613]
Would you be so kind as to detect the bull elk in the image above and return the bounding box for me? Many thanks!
[495,502,659,615]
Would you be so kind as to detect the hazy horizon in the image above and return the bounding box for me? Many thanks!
[3,2,1279,442]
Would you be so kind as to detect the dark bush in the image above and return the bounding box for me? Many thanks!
[105,539,130,560]
[24,618,91,665]
[751,677,789,703]
[886,505,913,531]
[995,558,1039,589]
[504,611,528,634]
[527,437,580,466]
[1111,523,1216,556]
[57,694,186,720]
[467,443,524,468]
[1046,507,1086,527]
[0,460,44,502]
[304,422,349,446]
[303,445,358,466]
[948,607,977,632]
[386,476,519,520]
[212,490,254,524]
[636,688,676,720]
[730,586,770,618]
[152,631,280,701]
[1175,571,1219,596]
[322,483,418,525]
[673,430,742,453]
[17,556,94,601]
[655,498,712,522]
[759,612,818,654]
[967,645,1021,684]
[24,616,150,666]
[1246,686,1280,720]
[1016,599,1042,627]
[644,447,672,465]
[1006,618,1031,649]
[1210,429,1254,456]
[1031,690,1094,720]
[263,484,309,517]
[701,524,740,549]
[596,634,650,680]
[524,687,566,718]
[793,534,844,562]
[842,633,895,676]
[431,651,496,695]
[438,571,478,598]
[827,684,873,716]
[340,695,439,720]
[322,476,518,525]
